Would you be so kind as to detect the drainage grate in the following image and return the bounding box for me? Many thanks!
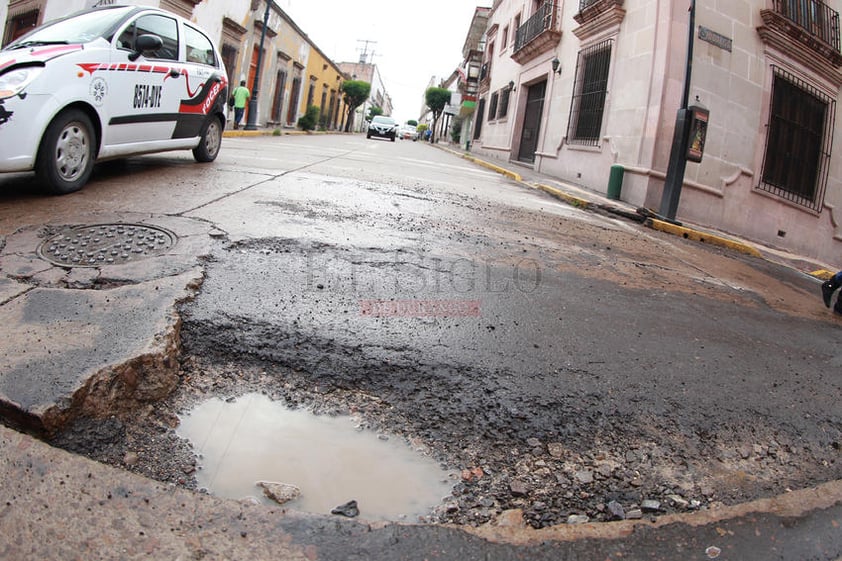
[37,224,177,267]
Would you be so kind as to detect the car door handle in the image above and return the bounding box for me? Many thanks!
[169,68,181,78]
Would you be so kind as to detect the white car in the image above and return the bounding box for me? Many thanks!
[0,5,229,194]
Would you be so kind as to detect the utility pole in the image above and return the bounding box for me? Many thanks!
[356,39,377,64]
[244,0,272,131]
[658,0,696,221]
[355,40,377,132]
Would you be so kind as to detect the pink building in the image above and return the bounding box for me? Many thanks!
[468,0,842,265]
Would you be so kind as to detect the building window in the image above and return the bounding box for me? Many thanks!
[501,26,509,50]
[488,91,499,122]
[567,39,612,145]
[759,67,835,211]
[221,44,238,89]
[287,76,301,125]
[498,87,510,118]
[307,81,315,109]
[474,98,485,139]
[5,9,38,46]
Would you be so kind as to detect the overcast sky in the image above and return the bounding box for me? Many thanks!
[279,0,489,123]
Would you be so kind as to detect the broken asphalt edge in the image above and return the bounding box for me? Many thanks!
[2,419,842,555]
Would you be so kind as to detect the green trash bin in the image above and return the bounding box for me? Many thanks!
[607,164,624,200]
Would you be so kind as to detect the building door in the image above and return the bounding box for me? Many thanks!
[518,80,546,163]
[287,76,301,126]
[271,70,286,123]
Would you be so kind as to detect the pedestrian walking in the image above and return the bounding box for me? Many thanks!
[821,270,842,315]
[231,80,250,129]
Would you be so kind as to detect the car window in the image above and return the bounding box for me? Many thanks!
[117,14,179,61]
[4,6,134,47]
[372,116,395,125]
[184,24,215,66]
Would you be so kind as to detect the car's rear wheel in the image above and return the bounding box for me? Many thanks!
[193,115,223,162]
[36,109,95,195]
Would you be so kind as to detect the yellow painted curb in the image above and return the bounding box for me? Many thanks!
[645,218,762,257]
[462,155,522,182]
[534,183,592,209]
[808,269,835,280]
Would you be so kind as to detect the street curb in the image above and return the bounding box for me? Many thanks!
[643,218,763,258]
[433,145,764,258]
[534,183,592,209]
[809,269,835,281]
[462,154,523,182]
[222,129,346,138]
[223,129,324,138]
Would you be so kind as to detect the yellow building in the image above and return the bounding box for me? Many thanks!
[301,39,346,130]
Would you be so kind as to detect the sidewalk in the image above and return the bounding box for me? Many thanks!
[434,143,837,282]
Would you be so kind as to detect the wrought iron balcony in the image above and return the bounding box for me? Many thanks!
[759,0,842,68]
[572,0,625,40]
[512,1,561,64]
[773,0,840,51]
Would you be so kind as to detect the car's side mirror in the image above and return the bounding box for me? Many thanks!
[129,34,164,61]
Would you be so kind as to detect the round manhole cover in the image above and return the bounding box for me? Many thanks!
[37,224,177,267]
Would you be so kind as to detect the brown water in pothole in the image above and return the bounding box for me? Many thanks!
[177,392,455,521]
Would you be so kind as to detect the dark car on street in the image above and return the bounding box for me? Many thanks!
[367,115,397,141]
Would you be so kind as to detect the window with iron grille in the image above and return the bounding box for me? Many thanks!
[499,87,510,118]
[567,39,612,145]
[759,67,835,211]
[488,91,499,122]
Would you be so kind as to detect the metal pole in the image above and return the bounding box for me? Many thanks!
[244,0,271,131]
[658,0,696,220]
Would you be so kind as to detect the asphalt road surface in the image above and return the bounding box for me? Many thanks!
[1,133,841,534]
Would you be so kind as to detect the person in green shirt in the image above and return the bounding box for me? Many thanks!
[231,80,250,129]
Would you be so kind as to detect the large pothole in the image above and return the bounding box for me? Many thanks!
[177,392,454,522]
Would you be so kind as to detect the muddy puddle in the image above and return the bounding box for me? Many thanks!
[177,392,454,521]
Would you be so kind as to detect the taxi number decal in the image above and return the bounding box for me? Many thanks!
[133,84,162,109]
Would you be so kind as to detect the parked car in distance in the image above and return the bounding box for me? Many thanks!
[400,124,418,141]
[367,115,397,141]
[0,5,229,195]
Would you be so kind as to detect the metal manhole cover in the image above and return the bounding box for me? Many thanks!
[37,224,177,267]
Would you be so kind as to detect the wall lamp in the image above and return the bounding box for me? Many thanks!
[509,80,516,92]
[551,57,561,75]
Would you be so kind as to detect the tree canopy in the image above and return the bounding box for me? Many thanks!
[341,80,371,132]
[425,87,451,143]
[367,106,384,120]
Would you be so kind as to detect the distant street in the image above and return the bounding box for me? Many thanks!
[1,133,840,530]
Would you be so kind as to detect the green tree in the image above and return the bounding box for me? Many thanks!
[341,80,371,133]
[425,87,451,143]
[450,118,462,143]
[407,119,418,127]
[367,106,384,121]
[297,105,320,131]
